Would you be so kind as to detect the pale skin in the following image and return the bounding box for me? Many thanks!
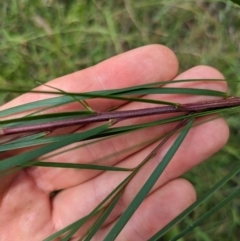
[0,45,229,240]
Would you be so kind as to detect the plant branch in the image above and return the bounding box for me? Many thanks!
[1,96,240,136]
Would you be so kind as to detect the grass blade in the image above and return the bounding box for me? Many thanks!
[83,191,123,241]
[116,87,227,97]
[0,86,228,98]
[171,187,240,241]
[0,111,92,126]
[44,174,134,241]
[103,118,194,240]
[22,161,132,172]
[148,163,240,241]
[0,81,228,118]
[43,213,99,241]
[0,123,110,172]
[0,82,162,117]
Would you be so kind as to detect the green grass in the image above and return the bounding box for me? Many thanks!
[1,0,240,240]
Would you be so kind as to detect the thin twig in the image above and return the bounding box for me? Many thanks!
[1,97,240,136]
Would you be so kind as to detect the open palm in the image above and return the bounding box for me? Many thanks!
[0,45,229,241]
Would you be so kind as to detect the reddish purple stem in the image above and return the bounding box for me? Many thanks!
[1,97,240,136]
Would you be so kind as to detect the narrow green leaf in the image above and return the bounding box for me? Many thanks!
[22,161,132,172]
[0,111,92,126]
[0,135,59,151]
[4,132,47,143]
[44,178,133,241]
[0,81,228,118]
[171,187,240,241]
[103,119,194,240]
[88,94,178,107]
[0,123,110,172]
[84,191,123,241]
[0,82,159,117]
[44,170,136,240]
[43,118,191,240]
[61,226,80,241]
[0,96,73,118]
[38,82,94,112]
[43,213,97,241]
[0,86,228,98]
[148,163,240,241]
[122,87,228,97]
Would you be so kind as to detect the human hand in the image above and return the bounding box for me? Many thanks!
[0,45,229,241]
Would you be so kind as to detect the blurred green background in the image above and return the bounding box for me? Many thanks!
[1,0,240,240]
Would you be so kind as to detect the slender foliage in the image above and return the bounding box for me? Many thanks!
[1,1,240,240]
[103,119,194,240]
[1,81,240,240]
